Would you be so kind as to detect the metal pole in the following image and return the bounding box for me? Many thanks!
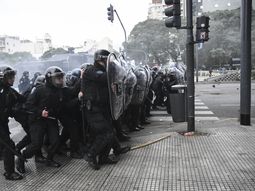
[195,2,199,83]
[186,0,195,132]
[240,0,252,125]
[196,45,199,82]
[114,10,127,43]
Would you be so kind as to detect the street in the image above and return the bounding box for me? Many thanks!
[195,82,255,119]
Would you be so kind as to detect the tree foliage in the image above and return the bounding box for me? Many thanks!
[125,19,185,66]
[198,8,255,69]
[0,52,36,64]
[40,48,68,60]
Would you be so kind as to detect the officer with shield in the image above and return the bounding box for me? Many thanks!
[81,49,129,170]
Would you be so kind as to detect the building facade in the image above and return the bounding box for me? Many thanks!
[74,37,114,55]
[0,33,52,57]
[0,36,21,53]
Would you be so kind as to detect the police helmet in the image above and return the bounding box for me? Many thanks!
[94,49,110,63]
[33,72,42,79]
[0,65,16,86]
[23,71,29,77]
[33,75,45,87]
[66,68,80,87]
[80,63,92,71]
[45,66,65,88]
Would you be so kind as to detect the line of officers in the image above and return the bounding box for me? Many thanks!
[1,49,162,181]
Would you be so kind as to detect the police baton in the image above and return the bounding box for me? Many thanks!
[80,97,88,145]
[26,110,57,120]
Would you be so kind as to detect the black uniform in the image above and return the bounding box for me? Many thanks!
[22,83,62,161]
[18,72,30,94]
[17,66,66,173]
[14,85,46,163]
[59,79,83,158]
[0,77,24,180]
[81,63,115,169]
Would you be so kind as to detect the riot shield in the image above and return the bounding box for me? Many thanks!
[124,68,137,109]
[118,55,137,110]
[143,65,152,98]
[131,66,147,105]
[106,53,126,120]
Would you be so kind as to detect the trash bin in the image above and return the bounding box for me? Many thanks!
[169,84,187,122]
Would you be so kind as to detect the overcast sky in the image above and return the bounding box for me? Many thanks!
[0,0,150,49]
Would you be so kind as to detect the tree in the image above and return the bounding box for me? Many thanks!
[40,48,68,60]
[198,8,255,70]
[0,52,36,64]
[125,19,185,66]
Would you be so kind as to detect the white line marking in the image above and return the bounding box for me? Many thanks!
[195,102,205,105]
[195,106,209,110]
[195,111,214,115]
[195,117,219,121]
[150,111,168,115]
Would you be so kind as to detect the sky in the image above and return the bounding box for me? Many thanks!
[0,0,151,49]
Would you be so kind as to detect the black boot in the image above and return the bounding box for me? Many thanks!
[137,125,144,130]
[35,155,47,163]
[46,159,61,167]
[70,151,83,159]
[114,146,131,156]
[129,127,140,132]
[99,156,118,165]
[4,172,23,180]
[117,133,131,142]
[16,158,25,174]
[87,153,100,170]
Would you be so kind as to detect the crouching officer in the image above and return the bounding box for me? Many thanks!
[81,49,119,170]
[16,66,65,173]
[0,65,24,180]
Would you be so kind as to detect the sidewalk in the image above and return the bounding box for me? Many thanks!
[1,115,255,190]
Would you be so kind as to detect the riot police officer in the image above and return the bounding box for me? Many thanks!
[15,75,47,163]
[81,49,118,170]
[30,72,42,86]
[59,68,83,159]
[18,71,30,94]
[0,65,24,180]
[16,66,65,173]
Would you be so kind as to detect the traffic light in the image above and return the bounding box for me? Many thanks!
[196,16,210,42]
[107,4,114,22]
[164,0,181,28]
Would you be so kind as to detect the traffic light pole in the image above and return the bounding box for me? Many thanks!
[114,10,127,43]
[240,0,252,125]
[186,0,195,132]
